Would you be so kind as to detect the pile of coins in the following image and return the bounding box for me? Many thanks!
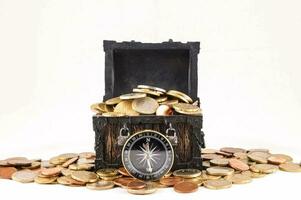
[1,147,301,194]
[90,85,202,116]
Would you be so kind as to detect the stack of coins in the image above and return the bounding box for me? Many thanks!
[90,85,202,116]
[1,147,300,194]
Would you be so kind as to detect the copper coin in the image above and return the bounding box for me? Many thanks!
[57,176,85,186]
[0,160,9,167]
[247,152,269,164]
[279,163,301,172]
[62,157,78,168]
[118,167,130,176]
[7,159,32,167]
[268,155,287,165]
[113,177,135,188]
[79,152,95,159]
[220,147,246,154]
[174,181,198,193]
[127,180,147,189]
[0,167,17,179]
[250,164,278,174]
[248,148,270,153]
[201,149,217,154]
[229,158,250,171]
[41,166,62,176]
[269,154,293,163]
[156,105,173,116]
[159,176,183,187]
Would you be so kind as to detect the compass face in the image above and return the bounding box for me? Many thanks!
[122,130,174,181]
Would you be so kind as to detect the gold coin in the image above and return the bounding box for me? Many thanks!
[184,176,203,186]
[120,93,146,100]
[241,170,266,178]
[132,97,159,114]
[206,167,234,176]
[167,90,193,103]
[200,170,222,180]
[155,96,168,103]
[233,152,248,160]
[279,163,301,172]
[62,157,78,168]
[105,97,122,105]
[114,100,139,116]
[250,164,278,174]
[156,105,173,116]
[133,88,162,96]
[174,107,202,116]
[210,158,229,167]
[220,147,247,154]
[61,168,74,177]
[102,112,125,117]
[127,182,157,195]
[202,154,224,160]
[90,103,112,113]
[96,168,118,177]
[225,174,252,184]
[269,154,293,164]
[201,149,218,154]
[100,174,122,181]
[12,170,38,183]
[159,99,179,105]
[172,103,199,112]
[247,152,269,164]
[41,166,62,176]
[137,85,166,93]
[173,169,202,178]
[57,176,85,186]
[203,179,232,190]
[71,171,98,183]
[79,152,95,159]
[86,180,115,190]
[34,176,57,184]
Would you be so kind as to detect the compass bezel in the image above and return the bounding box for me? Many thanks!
[121,129,174,181]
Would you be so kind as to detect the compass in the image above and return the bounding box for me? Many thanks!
[121,130,174,181]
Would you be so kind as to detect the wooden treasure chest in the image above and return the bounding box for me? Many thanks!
[92,40,205,180]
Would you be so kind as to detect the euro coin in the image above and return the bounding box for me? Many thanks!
[156,105,173,116]
[113,177,135,188]
[114,100,139,116]
[41,166,62,176]
[202,154,224,160]
[96,168,118,177]
[7,159,32,167]
[34,176,57,184]
[210,158,229,167]
[118,167,130,176]
[62,157,78,168]
[133,88,162,96]
[127,180,147,189]
[159,99,179,105]
[155,96,168,103]
[100,174,122,181]
[269,154,293,163]
[247,152,269,164]
[167,90,193,103]
[137,85,166,93]
[250,164,278,174]
[159,176,183,187]
[12,170,38,183]
[120,93,146,100]
[174,181,198,193]
[279,163,301,172]
[174,107,202,116]
[220,147,246,154]
[57,176,85,186]
[173,169,202,178]
[0,167,17,179]
[86,180,115,190]
[203,179,232,190]
[172,103,199,112]
[71,171,98,183]
[226,174,252,184]
[132,97,159,114]
[228,158,249,171]
[102,112,125,117]
[207,167,234,176]
[105,97,122,105]
[127,182,157,195]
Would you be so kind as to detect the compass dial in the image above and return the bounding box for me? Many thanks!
[122,130,174,181]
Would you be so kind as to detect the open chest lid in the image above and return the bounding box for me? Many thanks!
[103,40,200,101]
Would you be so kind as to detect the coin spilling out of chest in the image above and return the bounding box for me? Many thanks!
[90,85,202,116]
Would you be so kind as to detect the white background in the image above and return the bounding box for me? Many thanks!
[0,0,300,199]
